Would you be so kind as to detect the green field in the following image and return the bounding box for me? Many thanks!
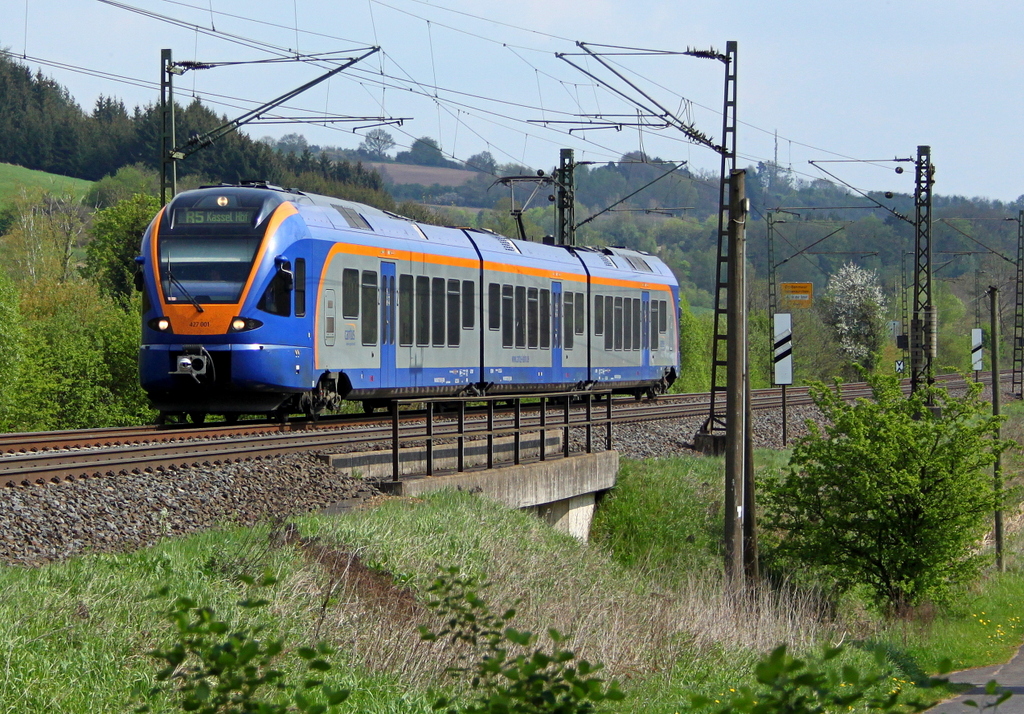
[0,162,92,206]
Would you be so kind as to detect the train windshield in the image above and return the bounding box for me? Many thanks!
[157,189,279,305]
[158,234,262,304]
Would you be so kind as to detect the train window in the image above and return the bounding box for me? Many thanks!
[527,287,539,348]
[564,293,574,350]
[574,292,584,335]
[604,296,614,351]
[361,271,377,345]
[416,276,430,346]
[633,299,642,350]
[623,298,632,351]
[447,279,461,347]
[399,274,413,346]
[462,281,475,329]
[342,269,359,319]
[594,294,604,335]
[257,271,291,316]
[539,289,550,349]
[514,286,526,349]
[432,277,446,347]
[614,297,623,351]
[659,299,668,333]
[294,259,306,317]
[650,301,660,351]
[488,283,501,330]
[501,285,513,348]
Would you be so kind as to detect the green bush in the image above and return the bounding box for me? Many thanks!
[762,373,1008,614]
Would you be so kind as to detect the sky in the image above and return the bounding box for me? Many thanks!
[3,0,1023,203]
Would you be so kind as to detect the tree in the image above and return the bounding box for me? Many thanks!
[0,271,26,432]
[761,374,1007,614]
[0,188,89,285]
[8,279,153,430]
[274,132,309,155]
[85,163,159,209]
[395,136,455,167]
[357,128,395,160]
[84,193,161,303]
[819,262,887,375]
[465,151,497,174]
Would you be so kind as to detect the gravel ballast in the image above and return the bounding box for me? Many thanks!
[0,453,377,567]
[0,381,1003,568]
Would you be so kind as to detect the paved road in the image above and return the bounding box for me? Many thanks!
[930,646,1024,714]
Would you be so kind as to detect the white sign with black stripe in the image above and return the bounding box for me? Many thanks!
[774,313,793,386]
[972,328,983,371]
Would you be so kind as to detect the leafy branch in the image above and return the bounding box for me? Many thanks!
[418,566,624,714]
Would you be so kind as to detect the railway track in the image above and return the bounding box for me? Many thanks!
[0,371,999,486]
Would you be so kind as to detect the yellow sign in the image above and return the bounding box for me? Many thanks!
[780,282,813,308]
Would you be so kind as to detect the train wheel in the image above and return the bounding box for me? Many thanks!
[364,397,387,415]
[188,412,207,425]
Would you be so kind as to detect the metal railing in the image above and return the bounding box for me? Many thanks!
[389,390,613,482]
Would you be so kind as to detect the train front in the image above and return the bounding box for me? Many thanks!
[137,186,315,421]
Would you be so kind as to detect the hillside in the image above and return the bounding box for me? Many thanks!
[0,162,92,206]
[367,161,478,187]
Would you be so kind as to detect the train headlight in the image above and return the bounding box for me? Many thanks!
[148,317,172,332]
[228,316,263,333]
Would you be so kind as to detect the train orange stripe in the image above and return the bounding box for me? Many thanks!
[316,242,674,293]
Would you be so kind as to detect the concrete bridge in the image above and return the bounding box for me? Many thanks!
[324,435,618,540]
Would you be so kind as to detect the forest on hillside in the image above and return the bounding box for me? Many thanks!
[0,49,1021,409]
[2,48,1021,307]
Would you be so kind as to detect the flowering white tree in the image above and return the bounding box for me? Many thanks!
[820,263,888,372]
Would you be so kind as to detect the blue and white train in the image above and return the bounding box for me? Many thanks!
[136,182,679,421]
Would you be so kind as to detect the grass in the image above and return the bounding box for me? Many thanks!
[0,488,834,713]
[0,421,1021,713]
[0,162,92,207]
[0,478,968,713]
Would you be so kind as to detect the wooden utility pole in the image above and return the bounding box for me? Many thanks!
[723,169,753,587]
[989,286,1004,571]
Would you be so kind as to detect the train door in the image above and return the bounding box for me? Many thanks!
[324,289,337,347]
[381,262,396,386]
[551,281,563,383]
[641,291,651,370]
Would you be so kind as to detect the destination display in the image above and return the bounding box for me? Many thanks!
[174,208,256,225]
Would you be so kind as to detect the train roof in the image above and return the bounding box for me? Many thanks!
[176,183,677,285]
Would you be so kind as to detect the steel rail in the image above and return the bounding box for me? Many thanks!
[0,371,998,483]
